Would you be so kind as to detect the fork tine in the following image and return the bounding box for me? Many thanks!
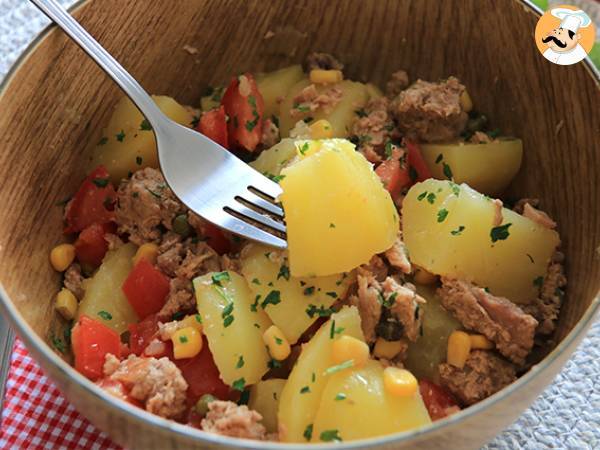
[239,190,285,217]
[248,172,283,201]
[213,210,287,248]
[226,202,287,234]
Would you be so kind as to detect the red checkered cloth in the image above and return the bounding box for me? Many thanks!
[1,338,121,450]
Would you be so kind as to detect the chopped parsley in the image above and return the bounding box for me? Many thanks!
[293,103,310,113]
[311,372,316,383]
[236,355,245,368]
[50,334,66,354]
[303,424,313,441]
[97,311,112,321]
[450,225,465,236]
[212,271,231,286]
[329,320,345,339]
[306,304,335,318]
[116,130,126,142]
[232,378,246,391]
[136,156,143,166]
[268,358,282,369]
[277,265,290,281]
[449,181,461,196]
[379,291,397,308]
[238,389,250,406]
[250,295,260,312]
[384,141,394,158]
[275,337,283,345]
[320,429,342,442]
[334,393,347,401]
[533,276,544,288]
[300,386,311,394]
[435,153,444,164]
[97,136,108,146]
[329,223,336,228]
[490,223,512,243]
[325,291,337,298]
[426,192,437,204]
[442,162,453,180]
[264,172,286,183]
[409,165,418,183]
[172,311,185,321]
[303,286,315,296]
[251,278,261,285]
[417,191,428,201]
[223,315,234,328]
[222,303,234,318]
[261,290,281,309]
[324,360,354,375]
[195,314,202,323]
[355,108,368,118]
[140,119,152,131]
[179,335,188,344]
[245,117,259,132]
[437,208,449,223]
[299,142,310,155]
[92,178,110,188]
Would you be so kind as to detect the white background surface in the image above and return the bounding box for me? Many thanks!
[0,1,598,449]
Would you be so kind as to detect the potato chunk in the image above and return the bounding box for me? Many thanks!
[240,244,352,343]
[249,138,298,177]
[90,95,194,182]
[193,272,272,386]
[279,79,368,138]
[256,65,305,119]
[77,243,138,333]
[280,139,399,277]
[420,139,523,195]
[248,379,286,432]
[312,360,431,442]
[402,179,560,303]
[278,306,364,443]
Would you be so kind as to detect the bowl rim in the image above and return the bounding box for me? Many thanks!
[0,0,599,448]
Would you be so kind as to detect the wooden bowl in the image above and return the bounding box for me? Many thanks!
[0,0,598,448]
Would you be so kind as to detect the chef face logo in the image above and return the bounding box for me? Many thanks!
[535,5,596,66]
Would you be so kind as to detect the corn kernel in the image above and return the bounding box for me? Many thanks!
[309,69,343,85]
[133,243,159,266]
[309,119,334,140]
[460,90,473,112]
[180,314,203,333]
[55,288,78,320]
[373,338,406,360]
[263,325,291,361]
[331,335,369,368]
[172,327,202,359]
[383,367,418,397]
[469,334,494,350]
[413,265,437,285]
[49,244,76,272]
[447,330,472,368]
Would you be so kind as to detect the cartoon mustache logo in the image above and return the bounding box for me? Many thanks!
[542,35,567,48]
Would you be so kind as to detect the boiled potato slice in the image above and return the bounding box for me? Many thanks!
[256,65,305,119]
[193,272,272,386]
[404,285,461,382]
[278,306,364,443]
[280,139,399,277]
[90,95,195,182]
[249,379,286,432]
[420,139,523,195]
[312,360,431,442]
[279,79,369,138]
[240,243,352,344]
[403,179,560,303]
[77,243,138,334]
[249,138,298,177]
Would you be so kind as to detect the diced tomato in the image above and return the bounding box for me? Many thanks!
[419,379,460,421]
[72,315,121,381]
[175,338,229,402]
[406,140,432,182]
[197,105,229,149]
[122,260,170,319]
[64,165,116,234]
[74,222,115,267]
[128,314,160,356]
[220,73,264,152]
[201,222,231,255]
[375,146,411,198]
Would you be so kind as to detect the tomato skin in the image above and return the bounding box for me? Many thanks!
[72,315,122,381]
[74,223,115,267]
[375,146,411,198]
[64,165,116,234]
[406,140,432,182]
[128,314,161,356]
[419,379,460,421]
[200,222,231,255]
[197,105,229,148]
[220,73,264,152]
[122,260,170,319]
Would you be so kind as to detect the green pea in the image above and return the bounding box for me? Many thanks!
[173,214,191,237]
[195,394,217,416]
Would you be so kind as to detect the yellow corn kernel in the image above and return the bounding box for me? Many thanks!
[180,314,203,333]
[460,90,473,112]
[172,327,203,359]
[55,288,78,320]
[383,367,418,397]
[309,119,334,140]
[469,334,494,350]
[133,243,159,266]
[309,69,343,85]
[49,244,76,272]
[331,335,370,368]
[263,325,291,361]
[413,265,437,285]
[447,330,472,368]
[373,338,406,360]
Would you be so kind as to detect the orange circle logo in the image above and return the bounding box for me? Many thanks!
[535,5,596,66]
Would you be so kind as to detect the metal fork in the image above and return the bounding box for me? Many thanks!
[30,0,287,248]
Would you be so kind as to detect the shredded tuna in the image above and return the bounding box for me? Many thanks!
[382,277,425,342]
[104,233,124,251]
[221,254,242,272]
[158,320,182,341]
[438,278,537,365]
[291,84,343,118]
[386,70,409,98]
[512,198,540,214]
[115,168,186,245]
[159,278,196,320]
[64,263,85,300]
[390,77,468,143]
[439,350,516,405]
[491,199,503,227]
[350,268,382,343]
[289,120,311,139]
[261,118,280,148]
[362,255,389,281]
[102,354,188,419]
[384,233,412,274]
[238,75,252,97]
[351,97,398,163]
[201,400,267,440]
[305,52,344,71]
[522,203,557,229]
[468,131,494,144]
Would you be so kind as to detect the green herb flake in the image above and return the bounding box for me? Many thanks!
[329,223,336,228]
[450,225,465,236]
[355,108,367,118]
[384,141,394,159]
[261,290,281,309]
[334,393,347,401]
[92,178,110,188]
[311,372,316,383]
[533,276,544,288]
[50,335,66,354]
[299,142,310,155]
[140,119,152,131]
[195,314,202,324]
[232,378,246,391]
[275,337,283,345]
[212,271,231,286]
[245,118,258,132]
[437,208,449,223]
[251,278,261,285]
[302,116,313,123]
[268,358,282,369]
[320,429,342,442]
[435,153,444,164]
[303,424,313,441]
[443,162,453,180]
[449,181,461,196]
[236,355,245,368]
[98,311,112,321]
[303,286,315,296]
[490,223,512,243]
[426,192,437,204]
[179,335,188,344]
[306,304,335,318]
[97,136,108,146]
[300,386,311,394]
[417,191,428,201]
[172,311,185,321]
[136,156,143,166]
[324,360,354,375]
[250,295,260,312]
[223,315,234,328]
[277,264,290,281]
[248,95,257,109]
[264,172,286,183]
[325,292,337,299]
[116,130,126,142]
[222,303,234,318]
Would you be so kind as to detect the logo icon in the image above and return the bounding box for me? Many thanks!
[535,5,596,66]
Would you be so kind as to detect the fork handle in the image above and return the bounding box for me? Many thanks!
[29,0,166,129]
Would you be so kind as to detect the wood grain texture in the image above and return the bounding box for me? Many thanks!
[0,0,598,448]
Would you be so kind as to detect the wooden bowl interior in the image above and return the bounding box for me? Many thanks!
[0,0,598,353]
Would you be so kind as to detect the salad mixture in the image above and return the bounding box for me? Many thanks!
[48,53,566,443]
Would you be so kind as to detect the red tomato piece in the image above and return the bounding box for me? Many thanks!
[201,222,231,255]
[122,260,170,319]
[175,338,229,402]
[406,140,432,182]
[128,314,161,356]
[64,165,116,234]
[197,105,229,149]
[220,73,264,152]
[375,146,411,198]
[74,223,115,267]
[72,315,122,381]
[419,379,460,421]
